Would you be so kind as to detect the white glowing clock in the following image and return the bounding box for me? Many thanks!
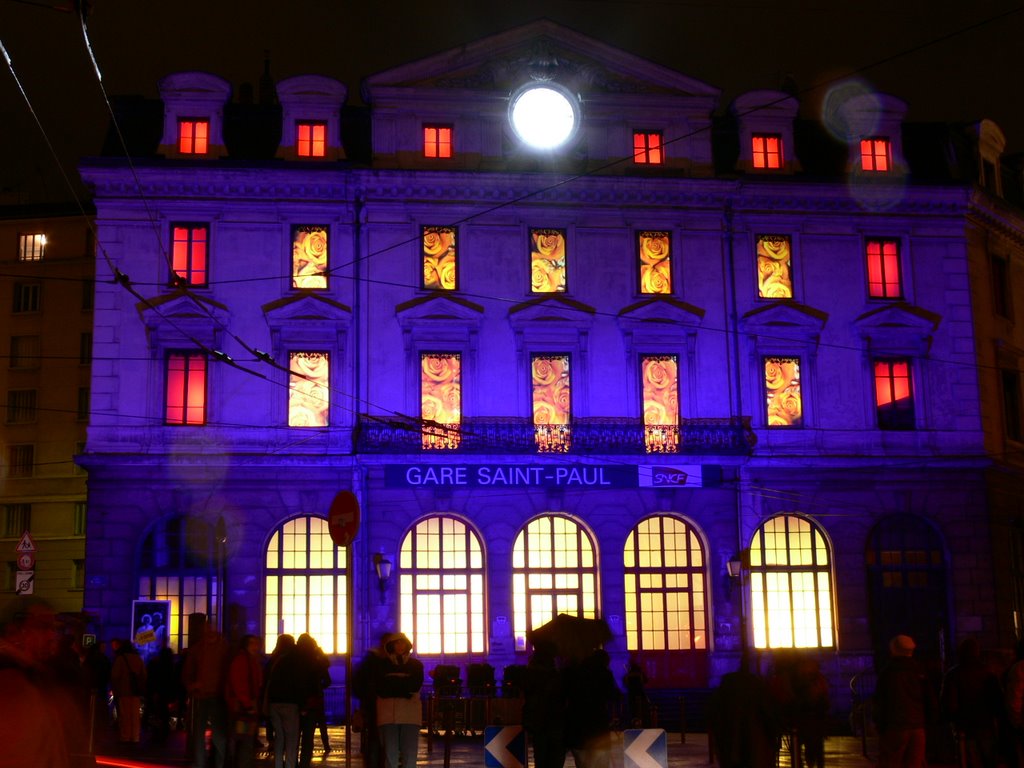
[508,83,580,150]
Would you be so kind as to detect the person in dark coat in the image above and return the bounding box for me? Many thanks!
[941,637,1001,768]
[145,642,177,744]
[708,654,779,768]
[351,641,387,768]
[373,632,424,768]
[623,656,650,727]
[295,633,329,768]
[875,634,931,768]
[564,649,620,768]
[523,642,567,768]
[182,626,230,768]
[792,658,830,768]
[110,639,146,743]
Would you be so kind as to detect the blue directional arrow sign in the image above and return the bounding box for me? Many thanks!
[484,725,526,768]
[624,728,667,768]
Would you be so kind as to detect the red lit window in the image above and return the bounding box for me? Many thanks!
[874,359,914,430]
[178,119,209,155]
[424,125,452,158]
[171,225,208,286]
[860,138,891,172]
[297,121,327,158]
[866,239,902,299]
[165,352,207,425]
[752,134,783,169]
[633,131,663,165]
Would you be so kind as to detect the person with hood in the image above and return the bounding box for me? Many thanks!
[875,634,932,768]
[373,632,423,768]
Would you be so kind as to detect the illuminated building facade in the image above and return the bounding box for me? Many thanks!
[79,21,1024,710]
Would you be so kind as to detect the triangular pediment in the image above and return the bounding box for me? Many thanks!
[618,297,706,326]
[137,290,228,324]
[853,303,940,336]
[262,293,352,324]
[396,293,485,327]
[509,295,596,328]
[363,19,718,99]
[741,301,828,345]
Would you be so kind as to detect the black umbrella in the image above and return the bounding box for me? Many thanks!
[527,613,612,660]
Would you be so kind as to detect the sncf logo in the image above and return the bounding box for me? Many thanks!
[652,467,688,486]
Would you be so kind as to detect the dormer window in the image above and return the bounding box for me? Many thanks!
[424,125,453,158]
[860,138,891,172]
[297,122,327,158]
[633,131,663,165]
[752,134,783,169]
[178,119,210,155]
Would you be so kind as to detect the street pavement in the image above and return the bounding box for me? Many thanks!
[95,725,884,768]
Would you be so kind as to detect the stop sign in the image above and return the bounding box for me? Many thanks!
[328,490,360,547]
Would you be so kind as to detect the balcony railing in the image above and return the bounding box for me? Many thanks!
[357,416,755,455]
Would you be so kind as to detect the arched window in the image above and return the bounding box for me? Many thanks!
[512,514,598,652]
[265,516,347,654]
[137,515,217,653]
[398,515,485,654]
[749,514,835,649]
[624,516,707,651]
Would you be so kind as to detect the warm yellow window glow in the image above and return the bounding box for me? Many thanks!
[757,235,793,299]
[624,516,706,651]
[638,231,671,294]
[421,353,461,449]
[532,354,571,452]
[289,351,329,427]
[530,229,566,293]
[265,516,347,654]
[512,515,597,652]
[642,355,680,453]
[292,226,328,289]
[749,515,834,649]
[422,226,457,290]
[398,515,485,655]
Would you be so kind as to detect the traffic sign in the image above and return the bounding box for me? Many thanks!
[328,491,360,548]
[15,531,35,553]
[17,552,34,570]
[624,729,667,768]
[15,571,34,595]
[484,726,525,768]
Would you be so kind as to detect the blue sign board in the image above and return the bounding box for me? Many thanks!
[385,464,721,489]
[624,728,667,768]
[484,725,526,768]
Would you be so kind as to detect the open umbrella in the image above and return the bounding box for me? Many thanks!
[527,613,612,660]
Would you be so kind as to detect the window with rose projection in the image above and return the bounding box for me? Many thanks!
[530,229,566,293]
[422,226,457,290]
[633,131,663,165]
[171,225,208,286]
[875,359,914,430]
[861,138,892,172]
[165,352,207,425]
[297,121,327,158]
[866,239,902,299]
[752,134,783,169]
[423,125,452,158]
[624,515,707,651]
[757,235,793,299]
[642,355,680,453]
[289,352,330,427]
[512,514,597,652]
[292,226,328,289]
[749,514,835,649]
[765,356,802,427]
[532,354,571,452]
[639,231,672,295]
[178,119,209,155]
[265,516,347,654]
[421,353,461,450]
[399,515,485,654]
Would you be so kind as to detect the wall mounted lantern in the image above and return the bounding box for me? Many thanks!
[373,552,392,603]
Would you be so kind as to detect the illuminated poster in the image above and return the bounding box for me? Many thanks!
[422,227,457,290]
[292,226,328,289]
[641,355,679,452]
[765,357,801,427]
[639,231,672,294]
[132,599,170,662]
[532,354,571,451]
[757,235,792,299]
[421,353,461,449]
[530,229,566,293]
[289,351,329,427]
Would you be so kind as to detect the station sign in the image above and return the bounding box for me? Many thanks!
[385,463,722,489]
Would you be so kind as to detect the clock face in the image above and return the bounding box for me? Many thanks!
[509,84,579,150]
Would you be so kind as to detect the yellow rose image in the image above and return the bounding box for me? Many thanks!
[758,237,790,261]
[289,405,320,427]
[423,228,454,258]
[640,261,672,294]
[302,229,328,261]
[759,276,793,299]
[423,257,441,288]
[438,383,461,420]
[533,401,560,425]
[532,231,565,260]
[437,253,456,290]
[644,400,669,426]
[422,355,457,383]
[640,234,670,264]
[532,357,564,387]
[552,381,571,413]
[421,394,444,422]
[775,387,802,425]
[643,359,676,391]
[531,257,565,293]
[764,359,798,391]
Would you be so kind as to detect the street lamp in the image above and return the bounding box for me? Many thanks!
[727,550,749,660]
[373,552,392,604]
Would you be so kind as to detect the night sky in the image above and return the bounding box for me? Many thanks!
[2,0,1022,203]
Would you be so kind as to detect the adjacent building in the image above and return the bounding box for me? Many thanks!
[78,21,1024,714]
